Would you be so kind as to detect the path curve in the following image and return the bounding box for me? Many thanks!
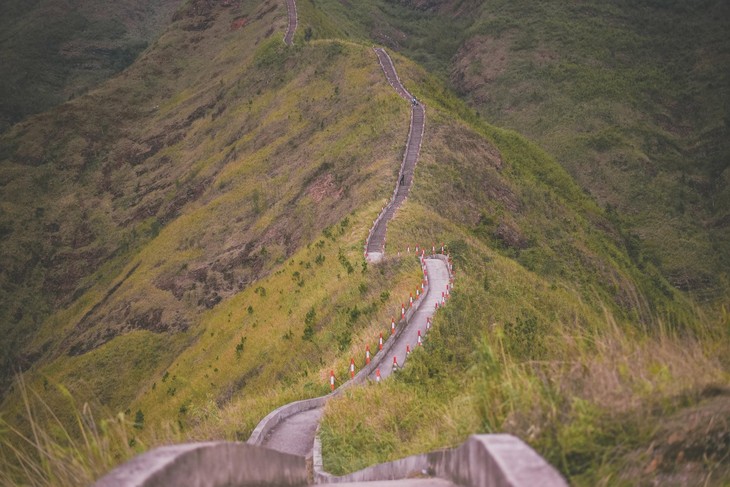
[371,258,449,381]
[283,0,298,46]
[257,257,452,458]
[262,407,323,457]
[365,48,425,263]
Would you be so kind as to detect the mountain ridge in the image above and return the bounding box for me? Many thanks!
[0,1,728,485]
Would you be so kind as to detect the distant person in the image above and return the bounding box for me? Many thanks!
[412,97,418,106]
[400,174,405,185]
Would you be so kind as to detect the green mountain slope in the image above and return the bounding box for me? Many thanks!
[299,0,730,304]
[0,0,409,392]
[0,1,728,486]
[0,0,180,132]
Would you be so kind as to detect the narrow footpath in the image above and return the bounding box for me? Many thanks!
[253,3,451,469]
[262,407,323,457]
[366,49,425,262]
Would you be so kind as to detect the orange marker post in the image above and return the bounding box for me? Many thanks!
[366,345,371,364]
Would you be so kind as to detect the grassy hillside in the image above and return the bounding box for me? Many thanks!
[451,0,730,305]
[0,1,728,486]
[0,0,427,478]
[0,0,180,132]
[298,0,730,306]
[317,56,730,485]
[0,0,414,392]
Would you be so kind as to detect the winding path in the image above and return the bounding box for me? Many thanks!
[253,48,449,466]
[262,407,323,457]
[370,259,448,381]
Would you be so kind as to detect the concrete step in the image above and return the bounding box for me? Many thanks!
[315,478,458,486]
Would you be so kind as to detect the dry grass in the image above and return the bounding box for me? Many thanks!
[0,375,152,487]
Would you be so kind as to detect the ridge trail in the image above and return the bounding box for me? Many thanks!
[94,5,567,485]
[252,47,450,469]
[365,48,425,263]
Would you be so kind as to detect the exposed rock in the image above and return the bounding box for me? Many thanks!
[494,220,528,250]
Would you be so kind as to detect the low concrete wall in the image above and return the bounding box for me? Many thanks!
[247,395,328,446]
[315,434,567,487]
[95,441,308,487]
[95,435,565,487]
[436,435,567,487]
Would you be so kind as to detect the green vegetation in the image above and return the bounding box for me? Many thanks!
[296,0,729,302]
[1,0,728,486]
[0,0,179,131]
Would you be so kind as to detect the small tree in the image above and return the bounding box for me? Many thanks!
[133,409,145,430]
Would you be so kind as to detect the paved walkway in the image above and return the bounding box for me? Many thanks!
[370,258,448,381]
[254,48,442,475]
[259,257,449,456]
[366,49,425,259]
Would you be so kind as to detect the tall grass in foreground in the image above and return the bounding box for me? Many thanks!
[0,375,150,487]
[320,270,730,485]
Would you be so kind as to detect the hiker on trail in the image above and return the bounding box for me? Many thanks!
[412,97,418,106]
[400,174,405,185]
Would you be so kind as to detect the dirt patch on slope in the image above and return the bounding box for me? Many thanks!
[450,33,558,104]
[307,173,343,203]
